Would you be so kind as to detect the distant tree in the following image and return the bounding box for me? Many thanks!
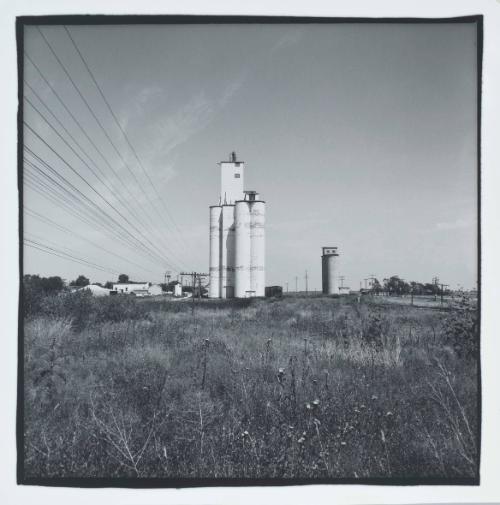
[383,276,410,296]
[401,281,411,295]
[383,277,391,295]
[410,282,425,296]
[23,274,65,316]
[70,275,90,287]
[424,283,440,296]
[104,281,114,289]
[371,278,382,295]
[118,274,129,283]
[24,274,65,294]
[43,276,65,292]
[159,281,181,292]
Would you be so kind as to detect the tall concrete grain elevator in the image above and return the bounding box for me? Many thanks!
[321,246,339,295]
[209,152,265,298]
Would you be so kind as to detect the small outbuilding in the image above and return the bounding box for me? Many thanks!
[265,286,283,298]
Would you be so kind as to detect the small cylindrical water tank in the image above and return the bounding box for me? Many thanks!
[321,247,339,295]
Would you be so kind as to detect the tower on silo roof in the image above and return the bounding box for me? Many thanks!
[219,151,244,205]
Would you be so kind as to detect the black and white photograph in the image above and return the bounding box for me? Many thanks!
[17,14,481,487]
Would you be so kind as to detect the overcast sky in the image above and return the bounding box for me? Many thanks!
[23,21,478,290]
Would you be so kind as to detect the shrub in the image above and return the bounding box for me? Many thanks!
[39,290,93,331]
[362,309,391,348]
[442,298,479,359]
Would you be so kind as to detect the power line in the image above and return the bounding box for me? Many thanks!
[25,95,117,198]
[63,25,192,257]
[26,231,106,262]
[23,171,165,268]
[24,173,130,252]
[24,158,170,271]
[24,146,176,270]
[24,53,148,204]
[36,26,190,263]
[24,125,182,271]
[24,238,120,276]
[26,232,149,282]
[24,161,166,268]
[24,79,188,269]
[25,206,156,276]
[24,91,187,269]
[25,148,157,260]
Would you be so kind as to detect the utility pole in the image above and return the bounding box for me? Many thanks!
[305,270,308,295]
[338,275,345,295]
[432,276,440,301]
[286,282,289,293]
[164,270,171,289]
[439,283,449,306]
[192,273,196,314]
[180,271,209,316]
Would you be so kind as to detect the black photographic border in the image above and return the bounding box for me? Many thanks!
[16,13,483,488]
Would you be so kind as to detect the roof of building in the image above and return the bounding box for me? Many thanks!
[114,281,148,285]
[79,284,111,295]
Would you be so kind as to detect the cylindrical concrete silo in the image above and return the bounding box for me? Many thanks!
[221,204,236,298]
[250,200,266,297]
[234,201,251,298]
[209,205,222,298]
[321,247,339,295]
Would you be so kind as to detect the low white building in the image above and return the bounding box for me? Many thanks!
[174,283,182,297]
[113,282,149,294]
[112,282,163,297]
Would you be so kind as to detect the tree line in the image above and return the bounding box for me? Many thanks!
[22,273,184,295]
[23,273,134,294]
[370,276,449,296]
[23,273,450,299]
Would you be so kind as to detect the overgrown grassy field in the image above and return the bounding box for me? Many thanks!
[23,292,479,481]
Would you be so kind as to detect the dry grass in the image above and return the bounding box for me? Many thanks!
[22,293,479,480]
